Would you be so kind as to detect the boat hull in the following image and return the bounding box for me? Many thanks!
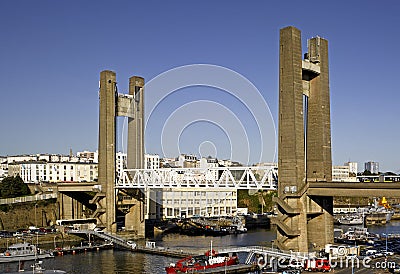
[166,258,237,274]
[165,250,239,274]
[0,253,53,263]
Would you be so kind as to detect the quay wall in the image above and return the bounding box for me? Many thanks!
[0,199,59,230]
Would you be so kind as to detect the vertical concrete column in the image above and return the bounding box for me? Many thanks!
[128,76,145,169]
[278,26,306,193]
[126,76,146,237]
[277,26,308,252]
[306,37,334,248]
[306,37,332,182]
[98,70,117,232]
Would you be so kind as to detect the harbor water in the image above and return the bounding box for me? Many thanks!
[0,228,274,274]
[0,223,399,274]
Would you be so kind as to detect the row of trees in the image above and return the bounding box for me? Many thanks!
[0,176,31,198]
[358,170,398,176]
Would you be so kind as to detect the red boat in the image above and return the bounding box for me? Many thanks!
[165,249,239,274]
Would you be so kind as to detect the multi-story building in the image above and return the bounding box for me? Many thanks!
[0,156,7,181]
[156,189,237,219]
[6,153,91,164]
[160,157,177,168]
[332,165,357,182]
[145,154,160,169]
[177,154,197,168]
[77,150,98,162]
[7,155,38,163]
[332,165,349,182]
[9,161,98,183]
[365,161,379,174]
[116,152,127,182]
[344,162,358,175]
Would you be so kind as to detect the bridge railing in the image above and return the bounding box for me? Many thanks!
[70,229,135,250]
[116,167,278,190]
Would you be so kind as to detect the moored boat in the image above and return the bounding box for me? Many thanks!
[165,249,239,274]
[338,215,364,225]
[0,242,53,263]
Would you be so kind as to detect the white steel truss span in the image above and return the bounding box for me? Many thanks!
[116,167,277,190]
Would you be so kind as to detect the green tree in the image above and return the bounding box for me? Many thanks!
[362,169,372,175]
[0,176,31,198]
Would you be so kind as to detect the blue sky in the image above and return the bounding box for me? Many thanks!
[0,1,399,172]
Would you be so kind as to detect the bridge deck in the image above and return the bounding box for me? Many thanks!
[57,182,98,192]
[308,182,400,197]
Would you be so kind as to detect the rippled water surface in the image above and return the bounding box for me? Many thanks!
[0,228,275,274]
[1,223,399,274]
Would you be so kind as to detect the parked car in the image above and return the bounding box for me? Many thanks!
[13,231,24,237]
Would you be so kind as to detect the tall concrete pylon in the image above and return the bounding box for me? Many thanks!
[124,76,146,237]
[96,70,145,235]
[274,26,333,252]
[97,70,117,233]
[128,76,145,170]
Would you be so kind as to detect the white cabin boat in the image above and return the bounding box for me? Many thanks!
[0,242,53,263]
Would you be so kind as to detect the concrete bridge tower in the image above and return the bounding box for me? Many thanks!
[124,76,146,236]
[274,26,333,252]
[97,70,117,233]
[95,70,145,235]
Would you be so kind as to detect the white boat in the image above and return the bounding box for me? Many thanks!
[358,206,394,223]
[338,215,364,225]
[0,242,53,263]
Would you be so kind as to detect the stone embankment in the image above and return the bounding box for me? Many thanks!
[0,199,59,230]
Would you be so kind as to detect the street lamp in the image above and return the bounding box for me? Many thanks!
[34,204,38,228]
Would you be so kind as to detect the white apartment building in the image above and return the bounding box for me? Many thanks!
[9,161,98,183]
[344,162,358,175]
[145,154,160,169]
[77,150,98,163]
[0,157,7,181]
[116,152,127,181]
[7,155,38,163]
[177,154,197,168]
[332,165,357,182]
[160,157,177,168]
[154,189,237,219]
